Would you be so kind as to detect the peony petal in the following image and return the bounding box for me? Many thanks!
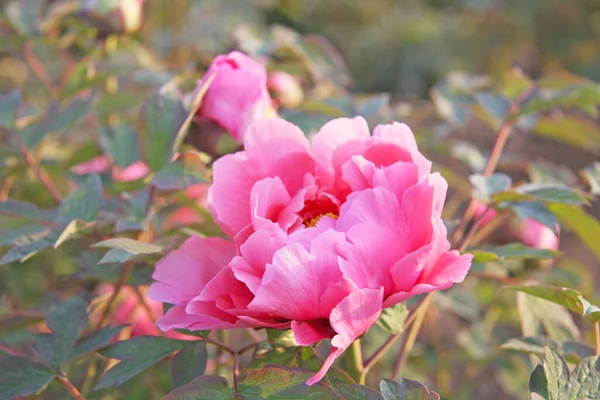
[71,154,112,175]
[112,161,150,182]
[156,304,238,331]
[373,122,431,177]
[336,187,402,234]
[306,288,383,386]
[311,117,370,189]
[291,320,333,346]
[148,236,235,305]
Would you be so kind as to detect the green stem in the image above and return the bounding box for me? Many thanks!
[346,340,365,384]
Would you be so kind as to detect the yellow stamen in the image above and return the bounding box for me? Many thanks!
[304,212,338,228]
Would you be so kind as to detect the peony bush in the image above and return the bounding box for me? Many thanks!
[1,2,600,400]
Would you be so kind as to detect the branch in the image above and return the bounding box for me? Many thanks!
[56,375,86,400]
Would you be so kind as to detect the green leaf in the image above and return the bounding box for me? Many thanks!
[507,201,559,234]
[548,203,600,260]
[564,355,600,399]
[266,329,299,348]
[471,251,501,263]
[431,85,472,127]
[0,236,54,265]
[94,336,187,390]
[238,366,340,399]
[516,292,580,342]
[474,243,560,260]
[70,325,126,360]
[20,97,93,148]
[0,199,38,218]
[0,90,21,129]
[379,378,440,400]
[151,152,208,191]
[528,347,587,400]
[532,116,600,154]
[54,220,96,248]
[0,224,50,247]
[58,174,103,223]
[509,284,600,322]
[32,297,88,371]
[170,342,208,389]
[163,375,234,400]
[0,356,55,400]
[99,124,141,168]
[582,162,600,196]
[470,173,512,203]
[138,86,187,172]
[474,92,510,127]
[377,303,409,334]
[93,238,162,254]
[515,184,587,205]
[335,383,383,399]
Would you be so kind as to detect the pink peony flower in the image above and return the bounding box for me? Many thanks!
[150,117,472,384]
[267,71,304,108]
[196,51,276,143]
[473,201,559,250]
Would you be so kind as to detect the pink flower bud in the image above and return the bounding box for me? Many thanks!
[267,71,304,109]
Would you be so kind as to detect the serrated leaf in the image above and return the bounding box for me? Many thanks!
[151,152,208,191]
[20,97,93,148]
[170,341,207,389]
[32,296,88,371]
[94,336,187,390]
[517,292,580,342]
[502,336,594,364]
[58,174,103,223]
[0,90,21,129]
[470,173,512,203]
[163,375,234,400]
[70,325,125,360]
[510,284,600,322]
[238,366,340,399]
[474,243,560,260]
[377,303,409,334]
[379,378,440,400]
[548,204,600,261]
[0,355,55,400]
[138,86,187,172]
[565,356,600,399]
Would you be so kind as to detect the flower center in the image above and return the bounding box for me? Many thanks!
[304,212,338,228]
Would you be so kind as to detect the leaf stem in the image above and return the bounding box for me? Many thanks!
[23,41,59,99]
[96,262,133,329]
[346,339,365,384]
[56,375,86,400]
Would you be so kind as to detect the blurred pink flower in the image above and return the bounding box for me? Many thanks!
[84,0,146,34]
[473,201,559,250]
[71,155,149,182]
[196,51,276,143]
[97,284,193,340]
[150,117,472,384]
[267,71,304,108]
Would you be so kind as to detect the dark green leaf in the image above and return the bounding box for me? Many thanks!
[0,199,38,218]
[474,243,560,260]
[530,364,550,400]
[138,86,187,172]
[99,124,141,168]
[510,284,600,322]
[474,92,510,126]
[379,378,440,400]
[470,173,512,203]
[377,303,409,334]
[170,342,208,389]
[92,238,162,264]
[508,202,559,235]
[335,383,383,399]
[502,336,594,363]
[565,356,600,399]
[0,90,21,129]
[238,366,340,399]
[54,220,96,248]
[58,174,103,223]
[32,296,88,371]
[516,184,587,205]
[94,336,187,390]
[0,236,53,265]
[163,375,234,400]
[151,153,208,191]
[70,325,125,360]
[0,356,55,400]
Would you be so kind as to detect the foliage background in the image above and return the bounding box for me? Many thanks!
[1,0,600,399]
